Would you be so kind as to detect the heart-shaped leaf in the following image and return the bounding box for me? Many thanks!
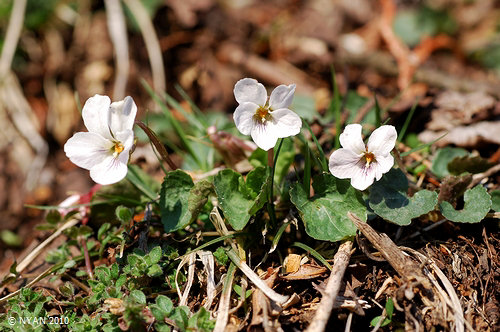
[214,167,270,230]
[160,170,213,232]
[290,173,366,242]
[369,168,438,226]
[439,185,491,223]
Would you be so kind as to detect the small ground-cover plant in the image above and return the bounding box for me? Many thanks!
[1,75,498,331]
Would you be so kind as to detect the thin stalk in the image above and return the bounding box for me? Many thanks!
[81,237,94,279]
[398,98,419,142]
[135,120,178,170]
[267,140,284,227]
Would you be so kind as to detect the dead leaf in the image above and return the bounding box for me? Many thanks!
[104,298,125,316]
[418,121,500,147]
[280,264,327,281]
[284,254,302,274]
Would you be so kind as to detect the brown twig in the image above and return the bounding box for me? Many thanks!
[305,241,353,332]
[469,163,500,188]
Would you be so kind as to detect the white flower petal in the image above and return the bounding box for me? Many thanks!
[339,124,366,154]
[64,132,113,170]
[270,108,302,138]
[109,96,137,135]
[328,148,364,179]
[234,78,267,106]
[251,122,278,151]
[234,102,258,135]
[374,154,394,180]
[269,84,296,110]
[90,154,129,185]
[82,94,112,139]
[367,125,397,156]
[350,166,376,191]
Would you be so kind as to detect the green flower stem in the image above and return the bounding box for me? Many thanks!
[267,140,284,228]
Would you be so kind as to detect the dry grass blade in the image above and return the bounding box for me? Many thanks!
[305,240,353,332]
[16,217,80,274]
[213,263,236,332]
[176,252,196,306]
[198,250,217,310]
[0,0,26,76]
[122,0,166,94]
[104,0,129,100]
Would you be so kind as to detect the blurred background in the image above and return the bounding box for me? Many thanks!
[0,0,499,257]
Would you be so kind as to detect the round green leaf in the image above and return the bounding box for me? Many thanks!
[369,169,438,226]
[214,167,269,230]
[439,186,492,223]
[290,173,366,242]
[129,290,146,304]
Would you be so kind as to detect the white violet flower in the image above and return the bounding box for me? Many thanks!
[329,124,397,191]
[233,78,302,151]
[64,94,137,185]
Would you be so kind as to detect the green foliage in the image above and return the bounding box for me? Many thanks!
[291,94,316,121]
[439,186,492,223]
[370,297,394,327]
[213,246,229,266]
[290,173,366,242]
[249,138,296,185]
[431,147,468,179]
[0,230,23,247]
[491,190,500,212]
[214,167,270,230]
[160,170,212,232]
[369,169,438,226]
[122,246,164,279]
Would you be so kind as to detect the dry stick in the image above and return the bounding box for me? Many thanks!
[469,163,500,188]
[0,0,27,77]
[122,0,165,94]
[104,0,129,100]
[16,217,80,273]
[305,240,353,332]
[347,212,431,289]
[213,263,236,332]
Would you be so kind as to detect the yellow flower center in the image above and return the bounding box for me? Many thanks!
[364,152,375,167]
[254,106,272,123]
[112,142,125,158]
